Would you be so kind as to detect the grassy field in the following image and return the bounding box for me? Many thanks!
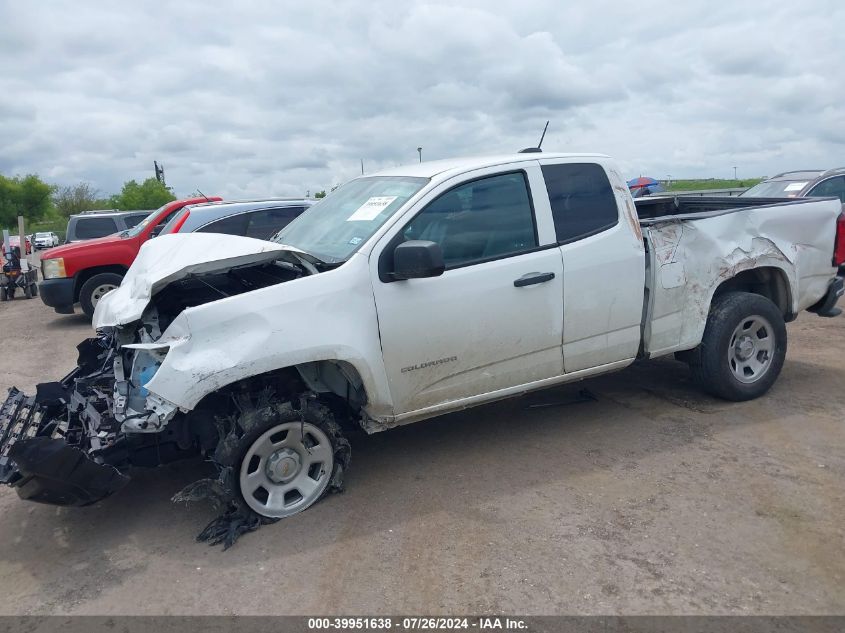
[665,178,763,192]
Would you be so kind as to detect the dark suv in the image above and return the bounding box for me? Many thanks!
[65,210,153,243]
[741,168,845,202]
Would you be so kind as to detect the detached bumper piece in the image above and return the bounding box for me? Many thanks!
[809,276,844,318]
[0,386,129,506]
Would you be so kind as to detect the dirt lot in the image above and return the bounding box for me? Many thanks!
[0,286,842,616]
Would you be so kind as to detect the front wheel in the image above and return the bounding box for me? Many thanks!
[216,398,351,520]
[689,291,787,401]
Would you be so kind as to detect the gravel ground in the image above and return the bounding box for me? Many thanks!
[0,281,842,615]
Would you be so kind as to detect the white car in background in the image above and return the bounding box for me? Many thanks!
[33,232,60,249]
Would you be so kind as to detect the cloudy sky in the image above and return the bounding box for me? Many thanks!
[2,1,843,198]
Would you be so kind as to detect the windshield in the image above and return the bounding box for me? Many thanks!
[120,203,168,237]
[741,180,809,198]
[270,176,428,263]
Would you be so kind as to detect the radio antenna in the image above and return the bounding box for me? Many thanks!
[537,120,549,149]
[518,121,550,153]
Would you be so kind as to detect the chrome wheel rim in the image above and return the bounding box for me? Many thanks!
[239,421,333,518]
[728,314,775,384]
[90,283,117,306]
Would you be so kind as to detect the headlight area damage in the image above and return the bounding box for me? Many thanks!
[0,238,352,548]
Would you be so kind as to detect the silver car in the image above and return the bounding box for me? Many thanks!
[160,198,314,240]
[33,232,60,249]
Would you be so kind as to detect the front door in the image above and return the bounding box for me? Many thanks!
[371,168,564,416]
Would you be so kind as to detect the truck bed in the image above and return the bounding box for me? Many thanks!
[637,195,841,359]
[634,195,829,224]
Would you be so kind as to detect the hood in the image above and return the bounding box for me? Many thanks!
[93,233,296,327]
[42,233,124,258]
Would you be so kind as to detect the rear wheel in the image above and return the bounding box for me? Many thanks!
[689,291,786,401]
[0,287,6,301]
[79,272,123,317]
[23,284,32,299]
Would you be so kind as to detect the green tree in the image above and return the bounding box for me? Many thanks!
[109,178,176,210]
[0,174,55,228]
[314,190,327,199]
[53,182,111,217]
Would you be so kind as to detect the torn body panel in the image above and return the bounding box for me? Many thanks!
[641,197,839,357]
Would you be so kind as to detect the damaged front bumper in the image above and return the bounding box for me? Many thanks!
[0,331,178,507]
[0,386,129,506]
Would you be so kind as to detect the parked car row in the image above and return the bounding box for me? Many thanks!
[37,196,314,316]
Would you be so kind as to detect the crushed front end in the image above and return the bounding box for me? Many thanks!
[0,335,131,505]
[0,325,185,506]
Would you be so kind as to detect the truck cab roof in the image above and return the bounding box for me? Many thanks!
[371,153,611,181]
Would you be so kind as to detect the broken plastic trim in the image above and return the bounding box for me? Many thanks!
[9,437,129,506]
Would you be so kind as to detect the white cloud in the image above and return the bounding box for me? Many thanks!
[0,0,843,196]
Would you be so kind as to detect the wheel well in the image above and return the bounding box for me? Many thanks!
[73,265,128,301]
[712,267,793,321]
[191,361,368,424]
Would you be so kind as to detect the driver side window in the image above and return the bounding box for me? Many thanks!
[151,209,181,236]
[403,172,538,269]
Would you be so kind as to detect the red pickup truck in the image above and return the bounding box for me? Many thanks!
[39,196,220,317]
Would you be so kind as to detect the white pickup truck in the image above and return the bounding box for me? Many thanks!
[1,153,843,546]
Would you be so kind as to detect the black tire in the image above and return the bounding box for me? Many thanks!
[214,396,351,521]
[79,272,123,317]
[23,284,32,299]
[689,291,787,401]
[0,287,6,301]
[30,283,38,297]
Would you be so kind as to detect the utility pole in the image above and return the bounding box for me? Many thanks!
[361,159,364,175]
[417,147,422,163]
[733,166,738,180]
[18,216,28,271]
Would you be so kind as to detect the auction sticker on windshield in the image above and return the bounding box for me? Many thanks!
[784,182,807,192]
[347,196,398,221]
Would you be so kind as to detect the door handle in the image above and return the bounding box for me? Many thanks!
[513,272,555,287]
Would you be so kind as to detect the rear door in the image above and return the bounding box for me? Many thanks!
[371,164,564,416]
[539,161,646,372]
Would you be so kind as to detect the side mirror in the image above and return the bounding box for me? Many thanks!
[393,240,445,280]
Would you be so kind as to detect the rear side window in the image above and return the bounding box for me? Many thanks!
[541,163,618,243]
[245,207,306,240]
[808,176,845,203]
[73,217,119,240]
[197,213,250,236]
